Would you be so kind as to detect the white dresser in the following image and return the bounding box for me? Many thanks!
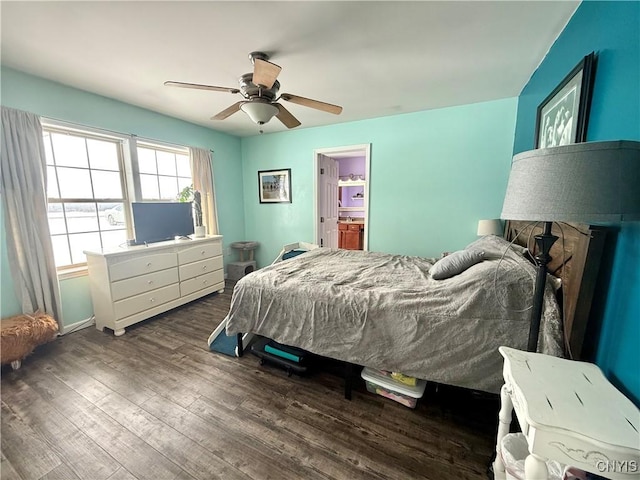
[85,236,224,336]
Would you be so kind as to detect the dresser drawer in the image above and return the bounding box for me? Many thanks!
[109,253,177,282]
[178,242,222,265]
[114,284,180,320]
[179,256,223,281]
[180,270,224,297]
[111,268,178,301]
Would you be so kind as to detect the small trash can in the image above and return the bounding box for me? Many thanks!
[500,433,565,480]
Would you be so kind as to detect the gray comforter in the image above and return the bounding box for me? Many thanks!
[225,236,563,393]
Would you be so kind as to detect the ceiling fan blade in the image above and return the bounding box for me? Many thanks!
[211,101,244,120]
[165,81,240,94]
[253,58,282,89]
[275,103,301,129]
[280,93,342,115]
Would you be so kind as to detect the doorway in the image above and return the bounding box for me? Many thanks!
[314,144,371,250]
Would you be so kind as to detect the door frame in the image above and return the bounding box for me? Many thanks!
[313,144,371,250]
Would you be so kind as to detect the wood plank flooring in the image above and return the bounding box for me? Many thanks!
[1,282,499,480]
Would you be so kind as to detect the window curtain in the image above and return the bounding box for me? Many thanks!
[0,107,62,329]
[189,147,219,235]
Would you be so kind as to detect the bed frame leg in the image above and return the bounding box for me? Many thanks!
[236,333,244,357]
[344,363,353,400]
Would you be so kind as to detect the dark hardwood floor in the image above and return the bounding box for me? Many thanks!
[1,282,499,480]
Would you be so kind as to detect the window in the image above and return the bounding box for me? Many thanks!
[42,123,192,272]
[44,128,128,270]
[137,142,191,201]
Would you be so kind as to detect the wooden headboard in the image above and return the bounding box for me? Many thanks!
[504,221,610,360]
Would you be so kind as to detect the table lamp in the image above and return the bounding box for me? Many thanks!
[501,140,640,352]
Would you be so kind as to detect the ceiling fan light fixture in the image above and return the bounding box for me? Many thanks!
[240,101,279,125]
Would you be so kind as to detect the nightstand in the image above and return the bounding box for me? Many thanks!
[493,347,640,480]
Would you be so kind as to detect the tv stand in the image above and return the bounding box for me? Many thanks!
[85,235,224,335]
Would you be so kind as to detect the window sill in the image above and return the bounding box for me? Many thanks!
[57,266,89,280]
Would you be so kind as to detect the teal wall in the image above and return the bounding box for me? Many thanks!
[513,2,640,404]
[241,98,518,266]
[0,67,246,327]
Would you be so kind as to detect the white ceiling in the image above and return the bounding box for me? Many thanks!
[1,1,579,137]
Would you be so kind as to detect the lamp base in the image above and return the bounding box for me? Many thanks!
[528,222,558,352]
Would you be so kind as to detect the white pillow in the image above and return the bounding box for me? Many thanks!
[429,249,485,280]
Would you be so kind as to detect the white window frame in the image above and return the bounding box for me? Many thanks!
[42,120,192,277]
[133,138,191,202]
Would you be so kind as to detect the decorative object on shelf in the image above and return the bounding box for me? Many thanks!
[193,190,205,237]
[501,140,640,352]
[178,184,205,237]
[535,52,596,149]
[339,174,365,182]
[177,184,194,203]
[177,184,207,238]
[258,168,292,203]
[477,219,503,236]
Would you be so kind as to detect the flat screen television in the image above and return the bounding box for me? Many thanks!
[132,202,194,244]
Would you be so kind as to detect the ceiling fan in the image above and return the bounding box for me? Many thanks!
[165,51,343,129]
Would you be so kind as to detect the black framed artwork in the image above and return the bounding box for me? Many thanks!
[535,52,596,149]
[258,169,292,203]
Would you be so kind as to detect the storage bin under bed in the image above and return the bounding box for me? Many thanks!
[361,367,427,408]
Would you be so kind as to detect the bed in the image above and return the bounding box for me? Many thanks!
[224,222,610,394]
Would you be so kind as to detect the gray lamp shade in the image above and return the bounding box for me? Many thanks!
[501,141,640,222]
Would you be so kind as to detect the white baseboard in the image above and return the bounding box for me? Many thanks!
[60,316,95,335]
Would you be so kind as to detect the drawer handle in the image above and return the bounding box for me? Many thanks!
[149,298,155,303]
[203,280,208,285]
[201,250,206,255]
[147,280,154,285]
[146,262,152,267]
[202,265,207,270]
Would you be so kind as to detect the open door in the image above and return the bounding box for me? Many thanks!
[316,154,339,248]
[314,144,371,250]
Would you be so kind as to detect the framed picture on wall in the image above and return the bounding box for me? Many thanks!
[534,52,596,149]
[258,169,292,203]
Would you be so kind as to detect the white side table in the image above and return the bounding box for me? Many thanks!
[493,347,640,480]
